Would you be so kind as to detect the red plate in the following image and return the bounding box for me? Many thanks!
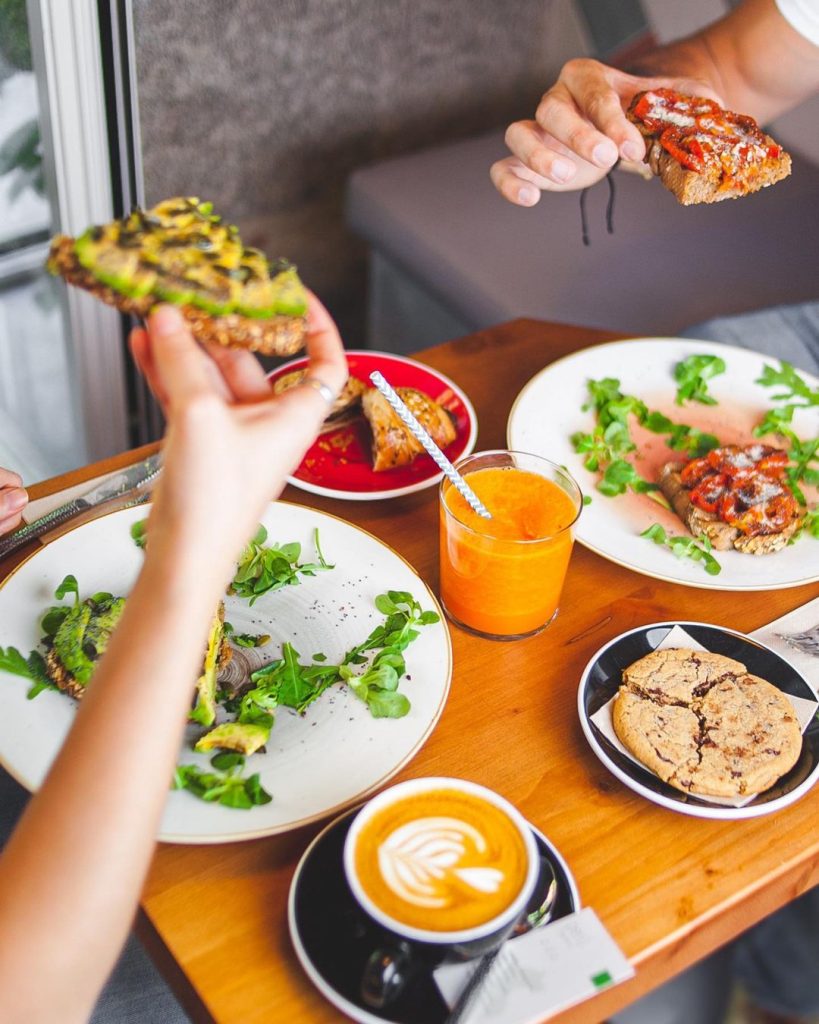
[268,350,478,500]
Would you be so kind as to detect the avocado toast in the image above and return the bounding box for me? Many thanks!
[48,197,308,356]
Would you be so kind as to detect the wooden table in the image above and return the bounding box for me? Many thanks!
[12,318,819,1023]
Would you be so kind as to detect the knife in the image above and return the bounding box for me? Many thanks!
[0,454,162,560]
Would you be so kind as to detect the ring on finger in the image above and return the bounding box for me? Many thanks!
[300,375,337,407]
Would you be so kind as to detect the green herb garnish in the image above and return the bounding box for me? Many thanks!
[0,646,54,700]
[641,523,722,575]
[754,361,819,506]
[574,377,717,497]
[231,526,333,605]
[673,354,726,406]
[172,753,272,810]
[756,361,819,407]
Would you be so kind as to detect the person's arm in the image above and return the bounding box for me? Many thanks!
[491,0,819,205]
[0,467,27,535]
[0,297,347,1024]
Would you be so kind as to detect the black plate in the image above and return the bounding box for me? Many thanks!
[288,807,579,1024]
[579,621,819,819]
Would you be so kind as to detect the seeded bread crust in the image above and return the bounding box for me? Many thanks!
[658,462,801,555]
[640,135,792,205]
[626,94,792,205]
[48,235,306,357]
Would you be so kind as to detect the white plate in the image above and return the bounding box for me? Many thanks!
[577,621,819,820]
[0,503,451,844]
[507,337,819,591]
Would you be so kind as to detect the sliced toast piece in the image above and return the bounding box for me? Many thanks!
[658,462,801,555]
[361,387,457,472]
[47,197,308,356]
[627,88,791,205]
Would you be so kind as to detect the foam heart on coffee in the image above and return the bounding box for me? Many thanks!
[352,787,530,933]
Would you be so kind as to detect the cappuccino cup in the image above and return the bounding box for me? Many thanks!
[344,776,539,962]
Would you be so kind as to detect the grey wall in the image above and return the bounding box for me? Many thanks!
[132,0,589,343]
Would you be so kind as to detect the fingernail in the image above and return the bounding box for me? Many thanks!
[2,487,27,512]
[150,304,185,336]
[592,141,618,167]
[551,159,574,182]
[622,140,644,161]
[517,185,539,206]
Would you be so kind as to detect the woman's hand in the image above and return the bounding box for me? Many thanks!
[490,59,720,206]
[129,292,347,590]
[0,468,27,535]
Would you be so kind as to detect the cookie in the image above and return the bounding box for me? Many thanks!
[621,647,747,705]
[612,648,802,799]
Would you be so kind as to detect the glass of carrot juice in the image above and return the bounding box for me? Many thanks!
[439,451,582,640]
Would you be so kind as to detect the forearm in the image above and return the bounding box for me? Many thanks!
[629,0,819,121]
[0,546,228,1023]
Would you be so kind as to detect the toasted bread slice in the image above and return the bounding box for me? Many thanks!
[361,387,457,472]
[658,462,801,554]
[47,196,309,355]
[627,89,791,205]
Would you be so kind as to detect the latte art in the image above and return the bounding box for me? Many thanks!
[377,817,505,908]
[352,787,530,932]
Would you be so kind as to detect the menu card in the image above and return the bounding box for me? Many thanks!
[433,908,633,1024]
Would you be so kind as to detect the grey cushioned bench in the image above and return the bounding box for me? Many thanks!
[346,130,819,352]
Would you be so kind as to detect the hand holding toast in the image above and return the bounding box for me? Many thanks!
[490,58,720,206]
[129,292,347,588]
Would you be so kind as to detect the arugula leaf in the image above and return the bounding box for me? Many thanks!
[0,646,57,699]
[641,523,722,575]
[172,754,272,809]
[756,361,819,406]
[231,527,333,605]
[239,591,438,729]
[673,354,726,406]
[753,362,819,505]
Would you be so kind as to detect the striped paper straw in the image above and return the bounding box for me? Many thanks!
[369,370,492,519]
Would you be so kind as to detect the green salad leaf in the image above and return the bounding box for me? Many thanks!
[173,754,272,810]
[753,361,819,506]
[0,646,54,699]
[641,523,722,575]
[231,526,333,604]
[673,354,726,406]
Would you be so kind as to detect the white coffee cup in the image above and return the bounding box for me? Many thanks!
[343,776,540,951]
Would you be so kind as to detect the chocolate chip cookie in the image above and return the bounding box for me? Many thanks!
[613,648,802,798]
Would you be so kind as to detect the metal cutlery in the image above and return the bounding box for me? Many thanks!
[0,453,162,560]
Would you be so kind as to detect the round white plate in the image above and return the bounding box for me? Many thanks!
[0,503,451,843]
[507,337,819,591]
[578,621,819,820]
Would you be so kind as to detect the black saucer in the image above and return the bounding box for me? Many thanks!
[288,807,579,1024]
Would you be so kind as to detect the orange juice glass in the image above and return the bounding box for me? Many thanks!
[439,451,582,640]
